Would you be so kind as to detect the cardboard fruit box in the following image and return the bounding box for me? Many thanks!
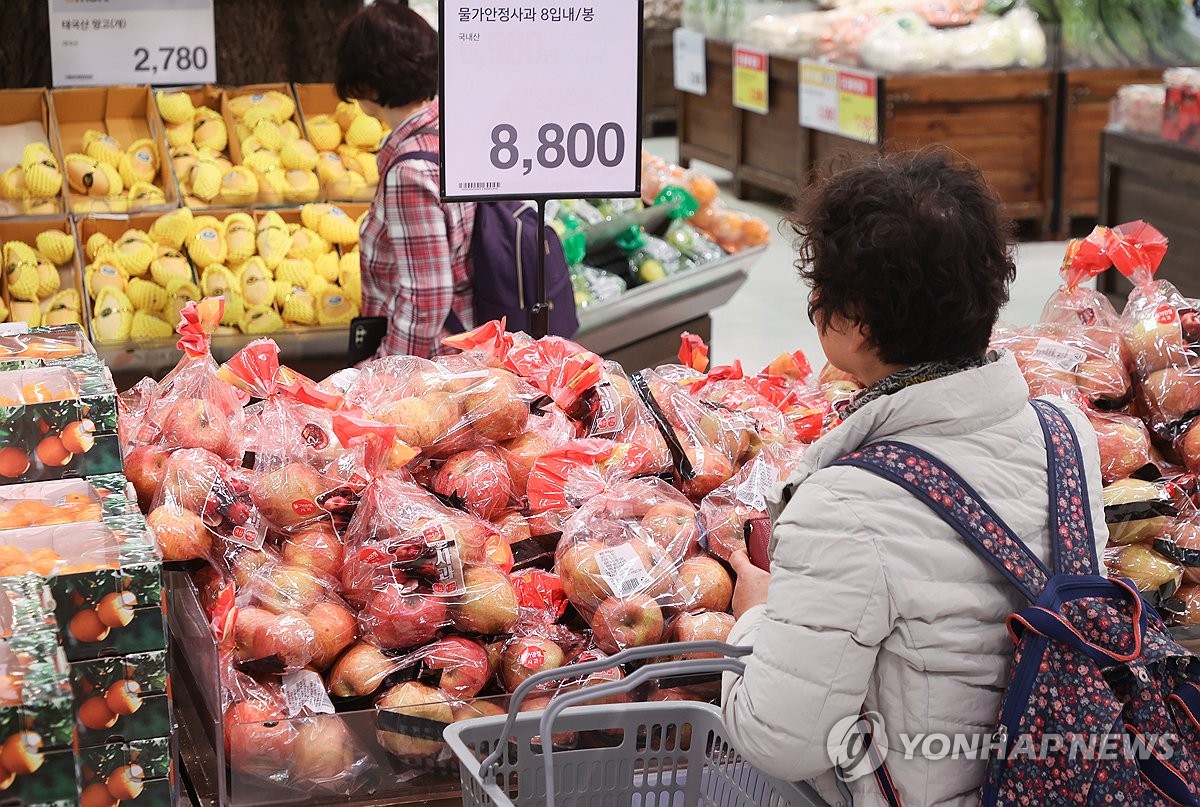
[0,323,95,370]
[0,628,73,752]
[0,360,121,482]
[221,84,323,208]
[50,86,177,215]
[70,648,169,748]
[0,517,165,663]
[0,216,86,333]
[0,88,66,218]
[77,735,175,807]
[0,474,139,529]
[293,83,383,203]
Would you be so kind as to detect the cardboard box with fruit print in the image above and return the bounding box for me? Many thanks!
[0,475,139,531]
[71,648,169,748]
[0,516,164,663]
[77,736,174,807]
[0,360,121,484]
[0,324,95,371]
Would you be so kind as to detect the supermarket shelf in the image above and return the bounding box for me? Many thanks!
[575,245,763,362]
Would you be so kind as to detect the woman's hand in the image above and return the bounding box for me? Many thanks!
[729,549,772,619]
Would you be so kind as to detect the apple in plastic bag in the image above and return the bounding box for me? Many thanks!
[591,594,665,655]
[451,566,519,635]
[375,681,453,760]
[362,584,447,650]
[500,637,566,692]
[676,556,733,613]
[225,700,299,775]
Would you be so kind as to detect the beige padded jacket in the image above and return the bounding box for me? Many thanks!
[721,353,1109,806]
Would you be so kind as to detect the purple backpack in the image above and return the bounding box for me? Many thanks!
[832,399,1200,806]
[397,151,578,338]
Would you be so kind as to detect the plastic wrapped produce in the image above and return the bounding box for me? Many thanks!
[554,478,697,653]
[698,441,806,560]
[1105,543,1183,599]
[570,264,627,309]
[1102,477,1177,546]
[618,228,690,285]
[990,325,1131,409]
[1110,84,1167,136]
[1154,516,1200,585]
[1085,405,1154,484]
[1040,227,1127,354]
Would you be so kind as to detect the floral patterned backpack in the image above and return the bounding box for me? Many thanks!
[833,399,1200,806]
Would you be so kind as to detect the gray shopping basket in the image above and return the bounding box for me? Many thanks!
[444,641,828,807]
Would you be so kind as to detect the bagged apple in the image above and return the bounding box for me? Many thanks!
[1085,405,1155,484]
[582,361,672,477]
[497,404,580,503]
[685,360,793,445]
[698,441,807,561]
[1102,477,1178,546]
[1105,542,1183,602]
[232,557,356,673]
[221,663,302,782]
[525,439,643,521]
[148,447,266,562]
[1153,516,1200,585]
[634,366,753,498]
[129,299,248,463]
[989,324,1131,408]
[374,680,464,765]
[555,478,696,654]
[428,446,517,521]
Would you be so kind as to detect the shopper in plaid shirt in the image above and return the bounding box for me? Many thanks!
[336,3,476,358]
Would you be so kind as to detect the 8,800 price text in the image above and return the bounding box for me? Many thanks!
[489,122,626,176]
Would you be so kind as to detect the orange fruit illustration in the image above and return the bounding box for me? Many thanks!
[96,591,137,628]
[0,732,43,775]
[0,448,29,479]
[104,680,143,716]
[35,436,72,467]
[105,763,145,800]
[61,420,96,454]
[68,610,110,643]
[78,696,118,730]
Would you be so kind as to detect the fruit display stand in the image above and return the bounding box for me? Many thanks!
[51,85,179,215]
[803,67,1059,237]
[1057,67,1165,238]
[167,572,468,807]
[676,41,738,175]
[0,88,67,217]
[1097,129,1200,300]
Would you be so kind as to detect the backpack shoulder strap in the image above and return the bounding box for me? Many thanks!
[831,440,1050,603]
[1028,399,1100,576]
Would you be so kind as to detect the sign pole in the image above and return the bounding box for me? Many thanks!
[531,197,550,339]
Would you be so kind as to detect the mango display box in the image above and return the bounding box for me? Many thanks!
[77,736,175,807]
[0,360,120,483]
[70,648,169,748]
[0,87,66,218]
[0,217,86,333]
[0,518,164,663]
[50,85,177,216]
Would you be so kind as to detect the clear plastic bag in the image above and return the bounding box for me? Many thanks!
[698,441,806,560]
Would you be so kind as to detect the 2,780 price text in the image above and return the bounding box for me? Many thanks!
[134,46,210,75]
[489,122,626,175]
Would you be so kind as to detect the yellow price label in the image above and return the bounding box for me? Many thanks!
[733,46,769,114]
[836,70,878,144]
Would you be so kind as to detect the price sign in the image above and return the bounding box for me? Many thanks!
[799,61,838,130]
[48,0,216,87]
[799,59,879,144]
[440,1,643,201]
[733,45,769,115]
[673,28,707,95]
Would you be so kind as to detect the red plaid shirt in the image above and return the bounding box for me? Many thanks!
[360,99,476,358]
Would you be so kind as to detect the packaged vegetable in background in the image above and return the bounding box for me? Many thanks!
[617,227,690,285]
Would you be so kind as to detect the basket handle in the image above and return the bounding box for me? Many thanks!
[479,640,750,776]
[540,656,749,807]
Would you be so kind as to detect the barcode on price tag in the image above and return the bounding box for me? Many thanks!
[595,543,652,598]
[48,0,216,87]
[1030,339,1087,372]
[282,670,335,717]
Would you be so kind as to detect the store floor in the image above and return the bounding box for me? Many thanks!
[645,137,1072,371]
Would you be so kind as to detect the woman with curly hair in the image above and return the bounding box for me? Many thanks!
[721,151,1108,805]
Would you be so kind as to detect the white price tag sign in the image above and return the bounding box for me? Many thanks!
[440,1,642,200]
[48,0,216,87]
[673,28,707,95]
[799,59,839,134]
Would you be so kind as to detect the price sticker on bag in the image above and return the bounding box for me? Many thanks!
[440,0,642,200]
[48,0,216,87]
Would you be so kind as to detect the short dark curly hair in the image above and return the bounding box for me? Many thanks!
[335,2,439,108]
[791,150,1016,366]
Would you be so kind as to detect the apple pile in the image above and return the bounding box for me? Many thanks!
[989,224,1200,617]
[118,305,851,789]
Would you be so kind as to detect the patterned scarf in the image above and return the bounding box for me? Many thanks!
[837,353,995,420]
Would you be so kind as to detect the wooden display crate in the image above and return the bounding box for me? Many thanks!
[1098,129,1200,301]
[643,26,678,136]
[807,69,1058,238]
[677,40,737,173]
[733,53,810,199]
[1057,67,1164,238]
